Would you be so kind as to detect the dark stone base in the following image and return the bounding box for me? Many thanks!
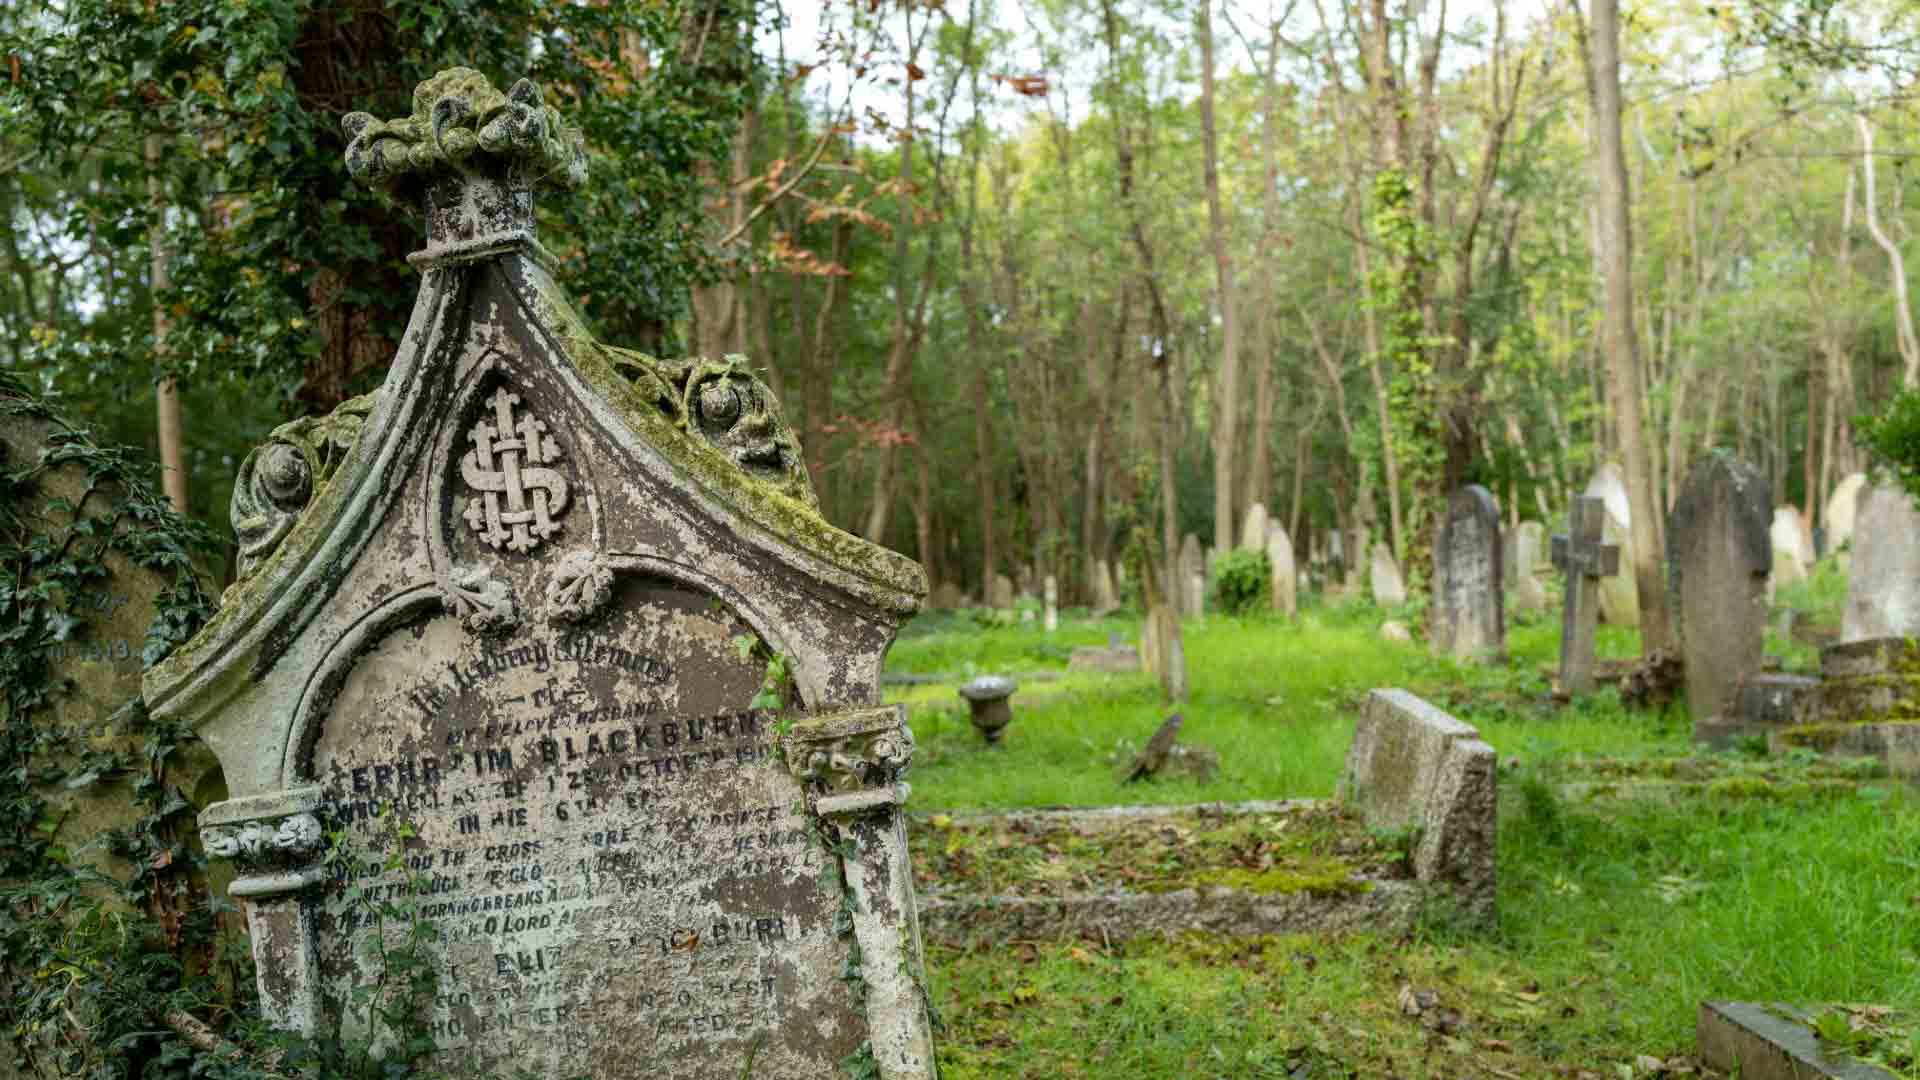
[1697,1001,1900,1079]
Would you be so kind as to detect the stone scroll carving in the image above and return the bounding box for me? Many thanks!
[229,394,375,589]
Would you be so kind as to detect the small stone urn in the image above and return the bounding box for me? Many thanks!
[957,675,1017,745]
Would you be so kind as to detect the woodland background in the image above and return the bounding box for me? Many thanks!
[5,0,1917,618]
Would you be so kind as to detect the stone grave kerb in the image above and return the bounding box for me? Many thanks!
[1551,495,1620,694]
[146,69,933,1078]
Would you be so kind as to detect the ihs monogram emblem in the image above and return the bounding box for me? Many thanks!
[460,387,571,553]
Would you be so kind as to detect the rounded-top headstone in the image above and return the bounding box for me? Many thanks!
[1240,503,1269,552]
[1668,455,1771,734]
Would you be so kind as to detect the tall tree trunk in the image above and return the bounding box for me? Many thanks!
[146,134,187,514]
[1198,0,1240,551]
[1856,113,1920,391]
[1574,0,1671,652]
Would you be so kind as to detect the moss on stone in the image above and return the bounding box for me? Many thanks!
[1178,860,1373,898]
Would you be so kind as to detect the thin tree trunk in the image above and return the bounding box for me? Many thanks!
[146,134,187,514]
[1573,0,1670,651]
[1198,0,1240,551]
[1858,113,1920,390]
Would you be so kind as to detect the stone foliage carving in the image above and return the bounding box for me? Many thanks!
[203,813,323,871]
[607,348,818,508]
[342,69,587,194]
[439,562,519,634]
[544,549,614,624]
[230,393,375,587]
[786,707,915,797]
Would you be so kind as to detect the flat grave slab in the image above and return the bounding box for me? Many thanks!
[1698,1002,1910,1080]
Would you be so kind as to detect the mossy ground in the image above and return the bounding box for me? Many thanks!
[895,587,1920,1079]
[910,804,1404,900]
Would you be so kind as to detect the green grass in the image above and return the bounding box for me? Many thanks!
[900,593,1920,1078]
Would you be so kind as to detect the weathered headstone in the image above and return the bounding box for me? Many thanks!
[1267,526,1297,617]
[1770,506,1811,587]
[1825,472,1868,554]
[1239,503,1268,552]
[150,71,934,1079]
[0,406,222,881]
[928,582,965,610]
[990,573,1015,610]
[1668,456,1772,743]
[1514,521,1546,576]
[1089,559,1119,615]
[1178,534,1205,617]
[1841,484,1920,642]
[1146,603,1188,702]
[1585,464,1639,626]
[1042,574,1059,633]
[1501,528,1520,589]
[1432,486,1504,662]
[1552,495,1620,694]
[1338,689,1496,928]
[1368,542,1406,608]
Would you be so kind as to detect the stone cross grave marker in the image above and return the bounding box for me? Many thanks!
[1552,495,1620,694]
[148,70,934,1080]
[1669,456,1771,744]
[1432,485,1504,662]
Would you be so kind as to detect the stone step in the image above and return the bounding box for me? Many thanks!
[1771,721,1920,779]
[1821,636,1920,679]
[1697,1001,1901,1079]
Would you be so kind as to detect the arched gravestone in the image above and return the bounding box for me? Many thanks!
[1432,485,1504,662]
[1668,456,1771,742]
[145,71,933,1079]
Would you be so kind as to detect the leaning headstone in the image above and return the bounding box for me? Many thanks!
[1338,689,1496,928]
[1552,495,1620,694]
[1368,542,1406,607]
[1267,526,1297,617]
[1585,464,1639,626]
[1179,534,1205,617]
[1841,484,1920,642]
[1114,712,1185,782]
[1770,506,1812,587]
[1825,472,1868,554]
[1239,503,1268,552]
[1043,574,1059,633]
[1668,456,1772,743]
[1432,485,1504,662]
[149,71,935,1079]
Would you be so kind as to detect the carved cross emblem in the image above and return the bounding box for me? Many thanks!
[460,387,571,553]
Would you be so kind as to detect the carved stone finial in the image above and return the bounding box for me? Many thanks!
[341,68,588,267]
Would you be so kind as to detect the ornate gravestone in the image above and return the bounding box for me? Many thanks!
[1432,486,1503,662]
[1669,457,1772,744]
[146,71,934,1080]
[1552,496,1620,694]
